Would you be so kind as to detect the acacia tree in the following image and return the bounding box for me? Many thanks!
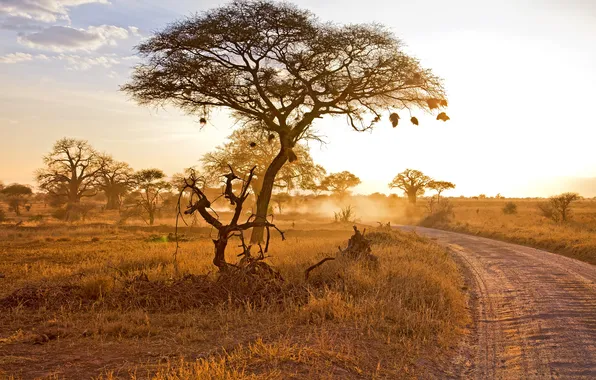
[428,180,455,201]
[538,192,580,223]
[0,184,32,216]
[321,171,361,196]
[123,0,447,242]
[36,138,104,219]
[389,169,433,204]
[131,169,171,225]
[201,127,325,197]
[98,156,133,210]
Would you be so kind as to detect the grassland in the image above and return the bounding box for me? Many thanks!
[0,204,467,379]
[430,198,596,265]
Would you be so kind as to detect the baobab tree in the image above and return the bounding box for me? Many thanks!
[98,156,133,210]
[36,138,104,219]
[123,0,447,242]
[427,180,455,201]
[389,169,433,204]
[321,171,362,196]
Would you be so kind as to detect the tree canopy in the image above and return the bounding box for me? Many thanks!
[201,127,325,195]
[123,0,448,242]
[427,181,456,199]
[36,138,104,217]
[388,169,433,204]
[321,171,361,195]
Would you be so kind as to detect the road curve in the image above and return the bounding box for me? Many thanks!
[401,226,596,379]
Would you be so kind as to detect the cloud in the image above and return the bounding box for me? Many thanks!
[0,52,33,63]
[17,24,130,52]
[57,53,120,70]
[0,50,122,70]
[0,0,110,23]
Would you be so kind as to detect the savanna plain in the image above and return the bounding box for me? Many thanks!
[1,195,595,379]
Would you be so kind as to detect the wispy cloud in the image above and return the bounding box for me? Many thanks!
[17,24,132,52]
[0,52,49,63]
[0,0,110,23]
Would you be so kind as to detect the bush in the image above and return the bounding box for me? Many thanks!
[502,202,518,215]
[52,207,68,221]
[419,199,454,227]
[334,205,356,223]
[0,207,5,222]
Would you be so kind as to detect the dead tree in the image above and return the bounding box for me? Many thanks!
[180,166,285,272]
[305,226,378,280]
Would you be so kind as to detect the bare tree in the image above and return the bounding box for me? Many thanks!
[321,171,361,196]
[36,138,104,219]
[538,192,580,223]
[0,184,32,216]
[98,156,133,210]
[427,180,455,201]
[122,0,447,242]
[389,169,433,204]
[130,169,172,225]
[181,166,284,271]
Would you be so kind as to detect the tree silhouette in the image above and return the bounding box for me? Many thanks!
[321,171,361,196]
[0,184,32,216]
[36,138,104,219]
[131,169,171,225]
[98,156,133,210]
[201,127,325,196]
[427,180,455,201]
[123,0,447,242]
[389,169,433,204]
[538,192,580,223]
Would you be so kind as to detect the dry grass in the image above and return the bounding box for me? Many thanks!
[0,214,467,379]
[427,198,596,265]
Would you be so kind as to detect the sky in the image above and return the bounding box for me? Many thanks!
[0,0,595,197]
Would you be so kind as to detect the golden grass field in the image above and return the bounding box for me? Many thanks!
[436,198,596,265]
[0,203,467,379]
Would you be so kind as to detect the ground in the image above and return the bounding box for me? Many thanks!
[419,198,596,265]
[0,205,467,379]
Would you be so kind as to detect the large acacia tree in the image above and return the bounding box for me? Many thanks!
[321,171,361,196]
[123,0,447,242]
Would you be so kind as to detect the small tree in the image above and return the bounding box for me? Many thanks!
[427,180,455,202]
[321,171,361,196]
[98,156,133,210]
[131,169,172,225]
[388,169,433,204]
[272,192,292,214]
[36,138,104,219]
[0,184,33,216]
[123,0,447,243]
[502,202,518,215]
[538,192,580,223]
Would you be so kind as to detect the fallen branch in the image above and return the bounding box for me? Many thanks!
[305,257,336,280]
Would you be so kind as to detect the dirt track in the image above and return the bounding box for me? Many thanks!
[404,226,596,379]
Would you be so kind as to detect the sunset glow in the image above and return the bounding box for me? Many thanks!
[1,0,595,197]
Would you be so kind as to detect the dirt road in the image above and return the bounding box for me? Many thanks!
[403,226,596,379]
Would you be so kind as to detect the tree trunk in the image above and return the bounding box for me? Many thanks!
[250,146,289,243]
[407,191,417,204]
[213,235,229,270]
[105,191,119,210]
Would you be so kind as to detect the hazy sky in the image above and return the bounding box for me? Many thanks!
[1,0,595,197]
